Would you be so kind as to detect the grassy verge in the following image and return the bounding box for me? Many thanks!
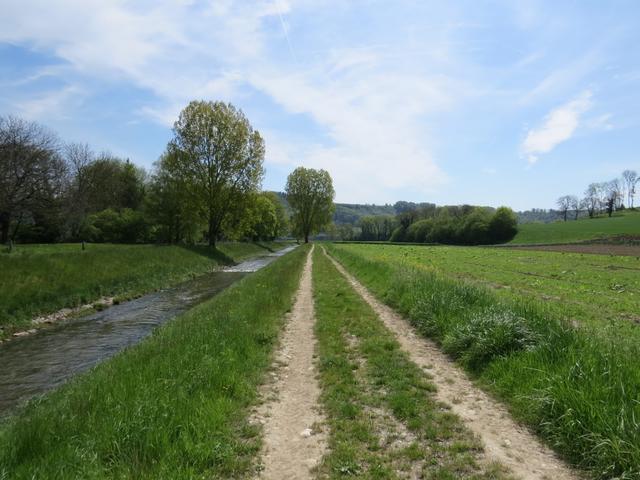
[312,248,508,479]
[0,244,307,479]
[0,241,288,337]
[326,243,640,479]
[511,210,640,244]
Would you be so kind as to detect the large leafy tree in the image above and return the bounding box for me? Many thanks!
[164,101,265,246]
[285,167,335,243]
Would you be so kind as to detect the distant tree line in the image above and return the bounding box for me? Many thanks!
[1,105,335,246]
[556,170,638,222]
[343,204,518,245]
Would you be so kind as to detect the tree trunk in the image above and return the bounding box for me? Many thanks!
[0,212,9,244]
[563,210,567,221]
[304,233,309,243]
[208,215,216,247]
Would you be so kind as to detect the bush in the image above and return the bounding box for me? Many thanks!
[82,208,150,243]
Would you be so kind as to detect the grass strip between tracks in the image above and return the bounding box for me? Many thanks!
[312,247,508,479]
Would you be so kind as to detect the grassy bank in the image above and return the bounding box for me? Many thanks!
[511,210,640,244]
[312,248,506,479]
[0,244,306,479]
[327,243,640,479]
[0,241,288,337]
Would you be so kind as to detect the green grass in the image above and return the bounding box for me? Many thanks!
[0,241,288,337]
[326,243,640,479]
[313,248,509,479]
[511,210,640,244]
[0,244,307,479]
[337,243,640,328]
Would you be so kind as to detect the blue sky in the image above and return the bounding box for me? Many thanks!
[1,1,639,210]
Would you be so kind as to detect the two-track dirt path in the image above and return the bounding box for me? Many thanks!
[324,249,580,480]
[255,246,327,480]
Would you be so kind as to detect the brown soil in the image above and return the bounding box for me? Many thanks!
[254,246,327,479]
[509,244,640,256]
[325,250,581,480]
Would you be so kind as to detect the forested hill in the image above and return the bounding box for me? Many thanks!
[273,192,403,225]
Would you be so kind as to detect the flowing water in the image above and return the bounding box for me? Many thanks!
[0,245,297,416]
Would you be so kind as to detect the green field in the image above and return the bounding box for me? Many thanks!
[327,243,640,478]
[0,241,288,338]
[0,245,307,479]
[338,243,640,327]
[511,210,640,244]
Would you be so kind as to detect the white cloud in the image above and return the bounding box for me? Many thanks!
[522,90,593,164]
[0,0,459,201]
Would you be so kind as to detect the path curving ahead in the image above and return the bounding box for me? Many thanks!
[255,246,327,480]
[324,248,580,480]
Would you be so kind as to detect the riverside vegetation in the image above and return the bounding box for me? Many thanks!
[327,243,640,479]
[0,241,288,339]
[0,245,308,479]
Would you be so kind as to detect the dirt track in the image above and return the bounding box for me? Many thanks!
[255,246,327,479]
[325,249,580,480]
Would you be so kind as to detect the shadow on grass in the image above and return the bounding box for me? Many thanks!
[177,245,236,265]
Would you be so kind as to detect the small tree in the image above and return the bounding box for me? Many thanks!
[556,195,573,222]
[583,183,602,218]
[285,167,335,243]
[622,170,638,209]
[605,179,622,217]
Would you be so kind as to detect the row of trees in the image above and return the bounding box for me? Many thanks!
[556,170,638,221]
[348,204,518,245]
[1,104,335,246]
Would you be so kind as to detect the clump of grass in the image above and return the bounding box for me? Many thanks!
[442,307,538,371]
[0,245,307,479]
[327,243,640,479]
[312,248,509,479]
[0,241,288,337]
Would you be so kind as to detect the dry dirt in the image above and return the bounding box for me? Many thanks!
[325,249,580,480]
[254,246,327,480]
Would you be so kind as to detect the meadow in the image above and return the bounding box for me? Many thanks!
[0,241,288,338]
[0,245,307,479]
[510,209,640,244]
[327,242,640,478]
[341,243,640,327]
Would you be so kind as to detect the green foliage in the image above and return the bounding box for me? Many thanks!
[511,209,640,244]
[0,246,307,478]
[327,243,640,478]
[357,214,396,240]
[392,206,517,245]
[0,241,289,337]
[164,100,265,245]
[81,208,150,243]
[285,167,335,242]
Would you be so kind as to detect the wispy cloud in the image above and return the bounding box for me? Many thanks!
[522,90,593,164]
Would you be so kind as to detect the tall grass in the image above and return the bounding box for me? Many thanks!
[327,243,640,479]
[0,245,307,479]
[0,241,287,336]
